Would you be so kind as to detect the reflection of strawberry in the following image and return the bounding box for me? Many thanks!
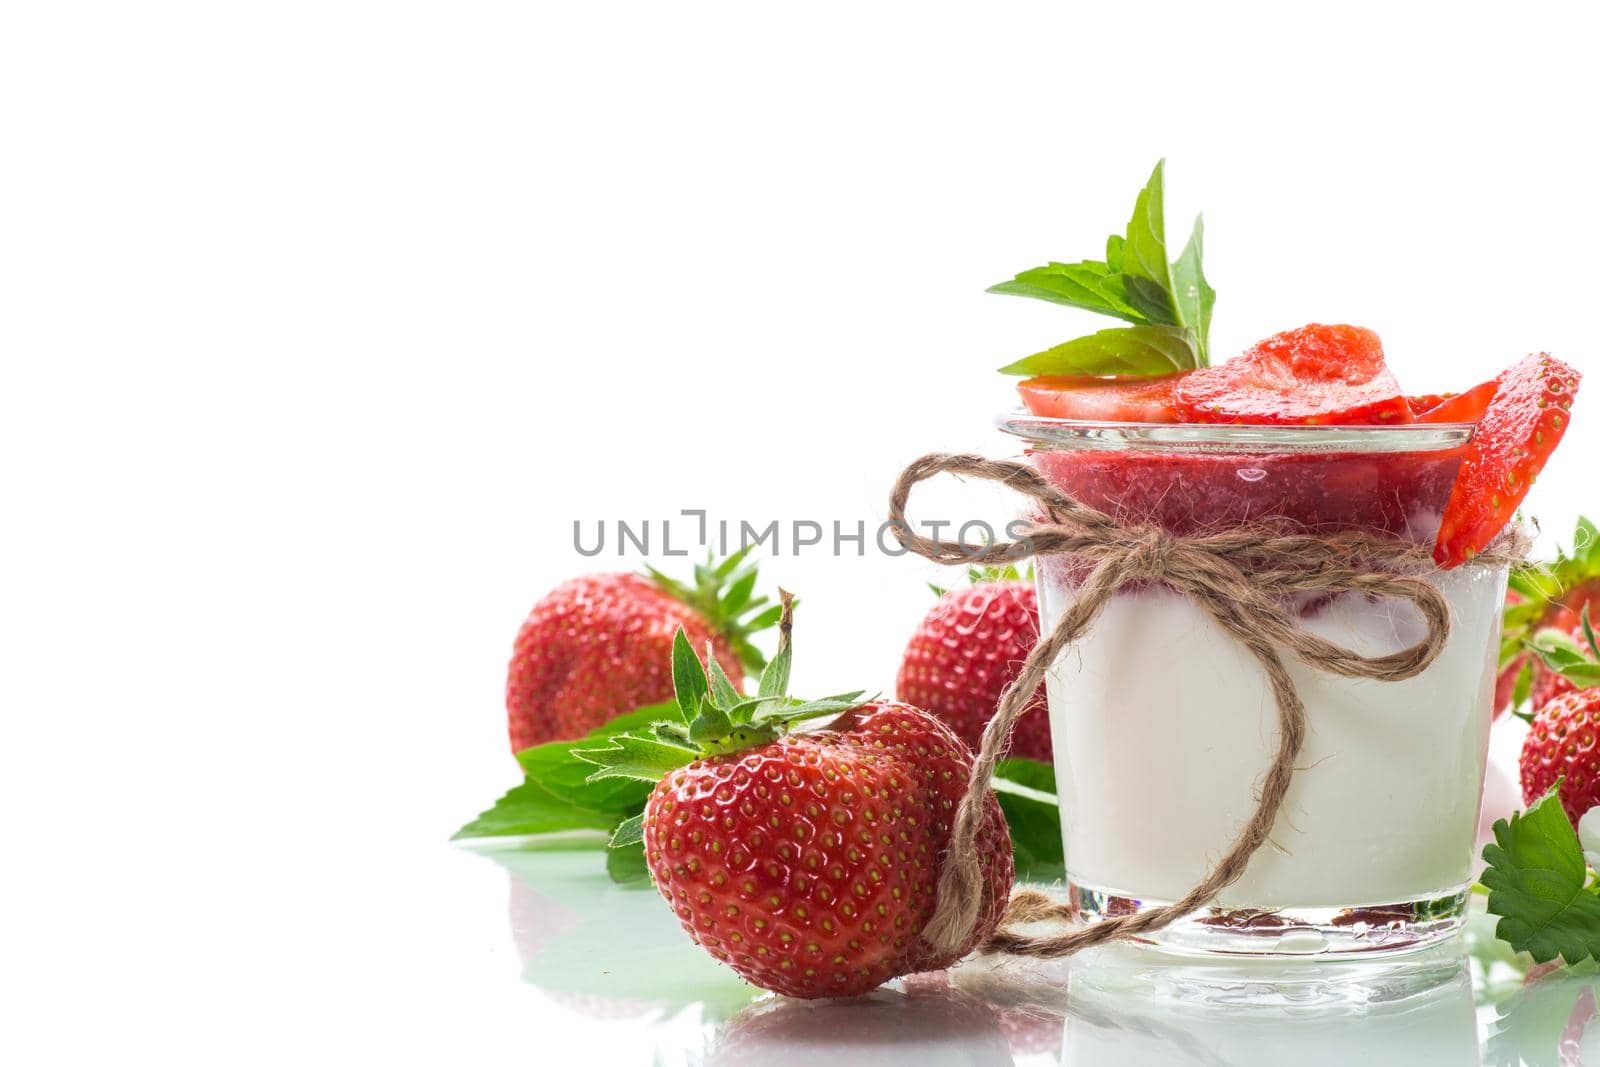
[507,552,776,752]
[1434,353,1580,567]
[709,984,1012,1067]
[896,571,1051,761]
[1174,324,1411,425]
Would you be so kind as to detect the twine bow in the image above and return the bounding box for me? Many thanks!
[888,452,1518,959]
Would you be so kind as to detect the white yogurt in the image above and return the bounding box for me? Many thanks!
[1043,565,1505,908]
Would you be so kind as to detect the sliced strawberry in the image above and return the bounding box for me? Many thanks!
[1017,374,1184,423]
[1434,353,1580,567]
[1414,379,1498,423]
[1407,393,1454,416]
[1174,324,1413,425]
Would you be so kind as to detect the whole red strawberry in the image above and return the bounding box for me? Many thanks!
[897,570,1051,761]
[1520,689,1600,826]
[579,602,1015,1000]
[507,551,777,753]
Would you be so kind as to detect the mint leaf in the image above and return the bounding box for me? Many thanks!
[987,260,1146,324]
[992,758,1063,884]
[1120,160,1181,328]
[606,837,649,883]
[997,325,1198,377]
[452,779,618,840]
[1171,216,1214,362]
[1482,786,1600,964]
[516,740,653,814]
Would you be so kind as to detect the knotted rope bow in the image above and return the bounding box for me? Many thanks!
[888,452,1520,959]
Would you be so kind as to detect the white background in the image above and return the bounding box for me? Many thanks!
[4,2,1597,1063]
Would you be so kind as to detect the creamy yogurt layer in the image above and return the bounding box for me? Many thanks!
[1043,568,1503,909]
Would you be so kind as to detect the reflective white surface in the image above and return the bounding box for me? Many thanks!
[478,843,1600,1066]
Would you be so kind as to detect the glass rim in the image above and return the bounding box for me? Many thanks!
[995,411,1476,455]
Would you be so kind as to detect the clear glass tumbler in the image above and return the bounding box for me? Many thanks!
[995,415,1508,957]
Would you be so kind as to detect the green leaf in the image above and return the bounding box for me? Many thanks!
[987,260,1146,323]
[749,692,867,725]
[452,779,618,840]
[671,628,708,722]
[997,325,1198,377]
[605,837,650,884]
[1104,234,1125,272]
[757,640,792,700]
[1481,786,1600,965]
[992,758,1062,884]
[574,734,699,782]
[516,740,654,814]
[1512,658,1535,709]
[706,652,743,709]
[688,695,735,743]
[610,812,645,848]
[1170,215,1214,364]
[1119,159,1180,327]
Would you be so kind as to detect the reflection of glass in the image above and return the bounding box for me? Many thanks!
[1056,943,1479,1067]
[997,416,1505,956]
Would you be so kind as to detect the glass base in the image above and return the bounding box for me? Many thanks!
[1070,879,1470,959]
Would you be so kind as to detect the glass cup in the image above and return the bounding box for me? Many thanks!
[995,415,1507,957]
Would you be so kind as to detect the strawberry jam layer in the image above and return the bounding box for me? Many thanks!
[1031,445,1466,542]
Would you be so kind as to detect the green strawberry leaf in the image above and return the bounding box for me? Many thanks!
[1481,785,1600,965]
[671,628,709,722]
[574,734,700,782]
[706,651,743,709]
[997,325,1198,377]
[688,694,736,743]
[992,758,1063,885]
[610,811,645,848]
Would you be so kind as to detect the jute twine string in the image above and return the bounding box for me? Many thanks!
[887,452,1525,959]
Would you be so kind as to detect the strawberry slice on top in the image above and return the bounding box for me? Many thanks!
[1174,323,1413,425]
[1017,373,1184,423]
[1413,378,1499,424]
[1434,352,1580,567]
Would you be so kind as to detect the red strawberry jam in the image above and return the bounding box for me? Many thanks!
[1031,439,1466,541]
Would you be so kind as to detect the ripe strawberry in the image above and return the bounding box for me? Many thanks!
[507,551,778,753]
[1520,689,1600,826]
[643,702,1011,998]
[896,569,1051,761]
[1434,353,1580,567]
[578,603,1014,1000]
[1017,373,1184,422]
[1174,324,1412,425]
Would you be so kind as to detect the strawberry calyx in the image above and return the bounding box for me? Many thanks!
[574,593,867,795]
[1524,606,1600,693]
[1498,518,1600,716]
[928,563,1033,597]
[644,545,782,672]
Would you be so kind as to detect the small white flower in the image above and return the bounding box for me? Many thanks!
[1579,806,1600,871]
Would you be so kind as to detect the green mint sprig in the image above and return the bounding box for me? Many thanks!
[1481,785,1600,965]
[992,159,1213,376]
